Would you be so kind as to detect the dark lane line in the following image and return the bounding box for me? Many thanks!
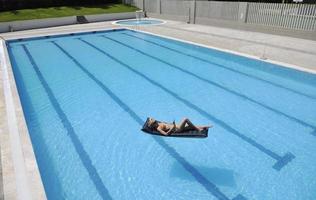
[8,46,66,199]
[103,33,316,135]
[22,45,113,200]
[51,41,246,200]
[78,37,294,171]
[122,31,316,100]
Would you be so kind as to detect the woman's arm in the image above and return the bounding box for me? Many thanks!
[166,123,176,135]
[157,126,169,135]
[157,124,175,136]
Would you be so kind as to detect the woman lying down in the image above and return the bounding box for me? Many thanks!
[146,117,211,136]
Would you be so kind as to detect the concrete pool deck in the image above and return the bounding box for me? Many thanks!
[0,18,315,199]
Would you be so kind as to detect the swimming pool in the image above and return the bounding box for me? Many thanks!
[113,19,165,26]
[6,28,316,200]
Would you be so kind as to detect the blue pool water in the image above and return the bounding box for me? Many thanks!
[114,19,164,26]
[7,29,316,200]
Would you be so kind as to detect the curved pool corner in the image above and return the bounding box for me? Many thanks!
[112,19,166,26]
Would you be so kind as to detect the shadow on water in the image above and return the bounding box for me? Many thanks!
[170,162,236,188]
[51,41,246,199]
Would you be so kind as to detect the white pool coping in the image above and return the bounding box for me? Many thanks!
[1,39,32,200]
[0,20,315,200]
[3,21,314,74]
[127,28,316,75]
[112,18,167,26]
[0,40,46,199]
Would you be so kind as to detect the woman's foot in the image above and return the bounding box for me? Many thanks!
[198,125,212,131]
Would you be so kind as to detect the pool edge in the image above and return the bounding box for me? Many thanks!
[112,18,167,26]
[0,23,315,200]
[0,26,124,200]
[124,27,316,75]
[0,39,47,200]
[1,21,315,75]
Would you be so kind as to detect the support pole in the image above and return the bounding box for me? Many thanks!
[158,0,161,14]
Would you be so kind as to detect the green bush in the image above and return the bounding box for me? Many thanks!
[0,0,120,12]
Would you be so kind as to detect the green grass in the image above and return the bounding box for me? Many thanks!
[0,4,139,22]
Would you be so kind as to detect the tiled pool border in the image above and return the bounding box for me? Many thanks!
[5,25,316,75]
[0,40,46,200]
[132,28,316,75]
[1,24,315,200]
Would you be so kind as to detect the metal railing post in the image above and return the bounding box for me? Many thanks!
[158,0,161,14]
[238,2,249,23]
[193,0,196,24]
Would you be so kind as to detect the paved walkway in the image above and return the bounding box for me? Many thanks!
[139,20,316,72]
[0,155,3,200]
[0,147,3,200]
[0,64,5,200]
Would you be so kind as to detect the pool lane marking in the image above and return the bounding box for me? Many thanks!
[97,35,302,162]
[101,34,316,136]
[123,31,316,100]
[311,130,316,137]
[77,38,294,171]
[121,32,316,101]
[21,45,113,200]
[51,41,246,200]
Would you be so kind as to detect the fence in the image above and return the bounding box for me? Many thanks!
[196,1,240,21]
[129,0,144,9]
[161,0,190,16]
[144,0,157,13]
[127,0,316,31]
[247,3,316,31]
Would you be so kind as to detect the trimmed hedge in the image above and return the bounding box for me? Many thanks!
[213,0,315,2]
[0,0,121,12]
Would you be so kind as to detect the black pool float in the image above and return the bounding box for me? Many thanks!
[141,118,209,138]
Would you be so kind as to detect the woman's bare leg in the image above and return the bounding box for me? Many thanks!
[178,118,200,132]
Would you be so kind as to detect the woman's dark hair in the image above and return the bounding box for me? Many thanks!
[148,119,158,130]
